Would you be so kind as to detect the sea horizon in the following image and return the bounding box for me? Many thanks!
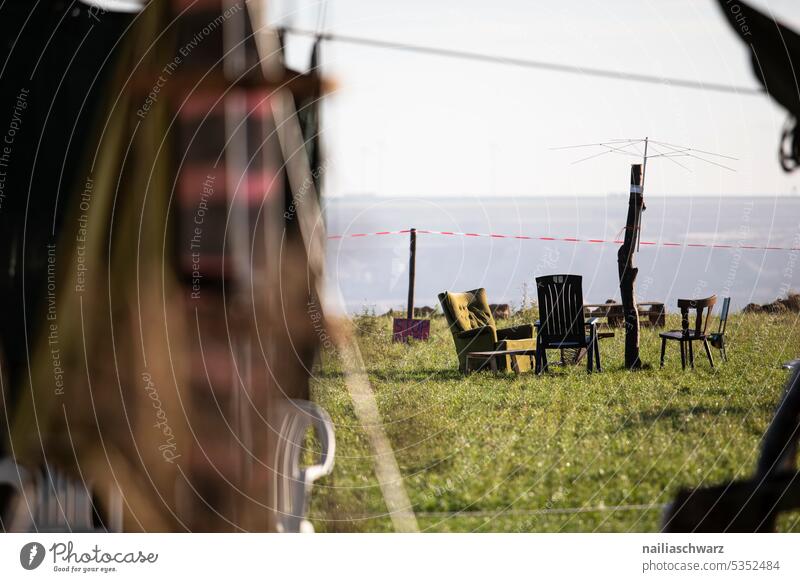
[324,195,800,315]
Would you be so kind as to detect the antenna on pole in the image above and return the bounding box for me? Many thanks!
[550,137,737,254]
[550,137,736,369]
[638,137,649,252]
[551,138,737,173]
[641,136,649,184]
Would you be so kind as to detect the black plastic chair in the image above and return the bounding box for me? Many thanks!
[708,296,730,362]
[535,274,600,374]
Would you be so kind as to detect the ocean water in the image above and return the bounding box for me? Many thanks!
[324,195,800,314]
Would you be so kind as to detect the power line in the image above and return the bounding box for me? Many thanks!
[284,28,765,97]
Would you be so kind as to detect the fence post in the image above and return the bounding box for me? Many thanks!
[407,228,416,320]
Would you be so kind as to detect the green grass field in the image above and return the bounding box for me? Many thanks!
[309,311,800,532]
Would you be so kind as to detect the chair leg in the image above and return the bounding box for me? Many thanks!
[688,340,695,369]
[680,341,686,370]
[660,338,667,368]
[536,342,548,375]
[594,334,602,372]
[703,339,714,368]
[586,339,594,373]
[720,338,727,362]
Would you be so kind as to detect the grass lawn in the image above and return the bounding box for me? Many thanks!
[309,310,800,532]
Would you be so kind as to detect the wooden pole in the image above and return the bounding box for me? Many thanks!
[407,228,416,320]
[618,164,644,369]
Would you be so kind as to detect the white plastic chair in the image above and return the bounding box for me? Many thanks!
[273,400,336,533]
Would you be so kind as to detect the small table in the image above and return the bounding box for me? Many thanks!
[466,349,537,375]
[583,302,666,328]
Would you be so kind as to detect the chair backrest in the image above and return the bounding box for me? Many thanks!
[536,274,585,343]
[274,399,336,533]
[677,295,717,336]
[437,288,496,334]
[717,297,731,334]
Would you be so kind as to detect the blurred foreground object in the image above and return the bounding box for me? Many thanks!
[663,366,800,531]
[717,0,800,170]
[1,0,332,531]
[0,460,122,532]
[274,400,335,533]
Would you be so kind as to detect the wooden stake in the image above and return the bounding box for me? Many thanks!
[618,165,644,369]
[407,228,416,320]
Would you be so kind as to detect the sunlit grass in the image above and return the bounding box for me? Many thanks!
[309,311,800,532]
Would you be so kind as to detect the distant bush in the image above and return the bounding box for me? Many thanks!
[743,291,800,314]
[352,306,384,337]
[782,292,800,312]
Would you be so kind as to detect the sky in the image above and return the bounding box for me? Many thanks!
[268,0,800,198]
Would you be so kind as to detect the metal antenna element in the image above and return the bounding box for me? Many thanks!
[552,137,737,253]
[550,138,737,173]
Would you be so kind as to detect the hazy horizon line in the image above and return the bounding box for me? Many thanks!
[326,192,800,199]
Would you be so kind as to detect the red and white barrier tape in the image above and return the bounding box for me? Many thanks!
[326,228,800,252]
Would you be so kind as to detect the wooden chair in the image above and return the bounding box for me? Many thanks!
[659,295,717,370]
[708,296,730,362]
[535,274,601,374]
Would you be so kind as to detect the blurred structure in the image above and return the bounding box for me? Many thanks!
[663,366,800,532]
[717,0,800,171]
[1,0,328,531]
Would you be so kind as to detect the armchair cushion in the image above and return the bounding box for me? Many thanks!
[452,327,497,373]
[455,325,498,342]
[498,337,537,372]
[500,338,537,351]
[443,289,496,332]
